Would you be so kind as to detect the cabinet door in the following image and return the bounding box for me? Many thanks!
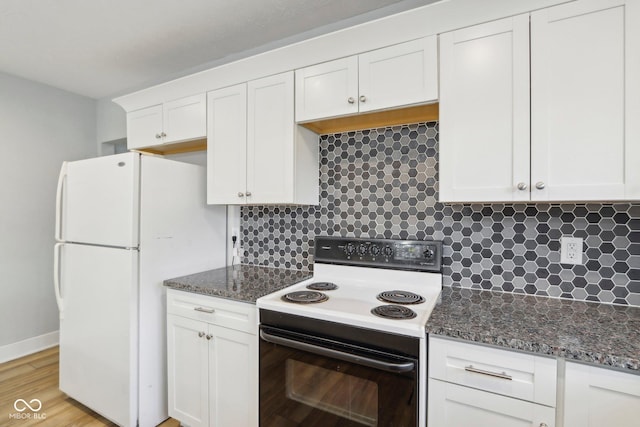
[247,72,295,204]
[209,326,258,427]
[531,0,640,201]
[207,84,248,205]
[126,104,163,150]
[167,315,209,427]
[428,379,555,427]
[358,37,438,113]
[295,56,359,122]
[429,336,557,407]
[163,93,206,144]
[564,362,640,427]
[439,15,530,203]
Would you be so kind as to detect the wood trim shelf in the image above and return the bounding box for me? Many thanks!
[299,103,439,134]
[136,138,207,155]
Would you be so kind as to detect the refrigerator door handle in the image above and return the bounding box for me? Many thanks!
[55,162,68,242]
[54,243,64,319]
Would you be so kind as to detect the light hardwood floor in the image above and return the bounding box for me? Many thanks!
[0,347,179,427]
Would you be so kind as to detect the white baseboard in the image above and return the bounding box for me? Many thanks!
[0,331,59,364]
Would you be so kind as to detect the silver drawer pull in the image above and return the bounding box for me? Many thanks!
[464,365,512,381]
[194,307,215,314]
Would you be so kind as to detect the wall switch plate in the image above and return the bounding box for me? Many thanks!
[560,237,583,265]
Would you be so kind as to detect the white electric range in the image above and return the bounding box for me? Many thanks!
[256,236,443,427]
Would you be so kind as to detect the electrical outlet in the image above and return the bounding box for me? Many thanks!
[231,227,239,239]
[560,237,583,265]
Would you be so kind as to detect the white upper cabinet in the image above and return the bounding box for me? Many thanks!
[126,93,206,150]
[207,84,247,205]
[295,37,438,122]
[247,73,296,204]
[207,72,319,205]
[439,0,640,203]
[358,37,438,113]
[564,362,640,427]
[439,15,530,203]
[295,57,359,122]
[127,105,163,150]
[530,0,639,201]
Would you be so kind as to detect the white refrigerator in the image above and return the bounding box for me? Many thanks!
[53,152,226,427]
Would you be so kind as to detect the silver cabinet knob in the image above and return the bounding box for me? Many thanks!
[155,133,162,139]
[160,132,167,138]
[198,331,205,338]
[535,181,546,190]
[206,334,212,340]
[517,182,528,191]
[245,191,252,197]
[347,97,355,104]
[359,95,367,102]
[238,192,244,197]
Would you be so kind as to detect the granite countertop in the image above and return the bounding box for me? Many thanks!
[164,265,312,304]
[426,286,640,372]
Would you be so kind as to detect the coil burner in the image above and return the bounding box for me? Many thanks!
[306,282,338,291]
[282,291,328,304]
[371,305,417,320]
[377,290,425,305]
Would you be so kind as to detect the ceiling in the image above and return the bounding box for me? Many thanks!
[0,0,439,99]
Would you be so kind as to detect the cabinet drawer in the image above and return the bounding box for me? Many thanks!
[428,378,556,427]
[429,336,557,406]
[167,289,257,334]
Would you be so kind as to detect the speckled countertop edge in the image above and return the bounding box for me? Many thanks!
[164,264,312,304]
[426,286,640,373]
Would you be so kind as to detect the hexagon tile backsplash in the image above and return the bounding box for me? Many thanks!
[241,122,640,306]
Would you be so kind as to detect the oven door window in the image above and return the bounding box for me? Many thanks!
[286,359,378,425]
[260,329,417,427]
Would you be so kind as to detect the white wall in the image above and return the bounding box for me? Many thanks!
[96,97,127,155]
[96,98,126,143]
[0,72,97,357]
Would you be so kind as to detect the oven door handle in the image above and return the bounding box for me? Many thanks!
[259,329,415,373]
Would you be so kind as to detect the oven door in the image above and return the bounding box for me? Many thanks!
[259,325,418,427]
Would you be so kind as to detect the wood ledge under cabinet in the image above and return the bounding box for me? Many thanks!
[136,137,207,155]
[300,103,439,134]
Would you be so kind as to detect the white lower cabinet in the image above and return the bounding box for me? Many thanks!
[563,362,640,427]
[167,315,209,427]
[429,379,556,427]
[428,336,557,427]
[167,290,258,427]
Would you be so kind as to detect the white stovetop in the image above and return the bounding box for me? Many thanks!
[256,263,442,338]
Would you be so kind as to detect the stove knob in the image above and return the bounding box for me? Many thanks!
[423,248,434,259]
[344,242,356,256]
[357,244,368,256]
[383,245,393,257]
[370,245,381,256]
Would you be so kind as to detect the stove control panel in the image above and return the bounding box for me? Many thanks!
[314,236,442,272]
